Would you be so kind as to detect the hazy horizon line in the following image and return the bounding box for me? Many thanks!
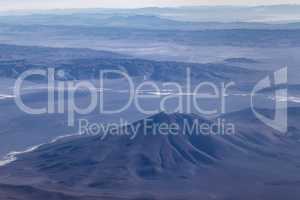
[1,3,300,13]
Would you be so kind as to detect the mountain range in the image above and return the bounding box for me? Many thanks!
[0,44,264,84]
[2,5,300,23]
[1,14,300,30]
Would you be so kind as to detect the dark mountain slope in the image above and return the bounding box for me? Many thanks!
[1,109,300,199]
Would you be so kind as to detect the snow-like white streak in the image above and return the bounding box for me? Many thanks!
[0,157,16,166]
[0,94,15,100]
[0,144,42,167]
[50,133,77,143]
[0,133,78,167]
[268,95,300,103]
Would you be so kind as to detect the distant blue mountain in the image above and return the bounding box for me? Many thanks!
[2,5,300,23]
[1,24,300,49]
[1,13,300,30]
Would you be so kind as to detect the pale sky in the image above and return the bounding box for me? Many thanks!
[0,0,300,11]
